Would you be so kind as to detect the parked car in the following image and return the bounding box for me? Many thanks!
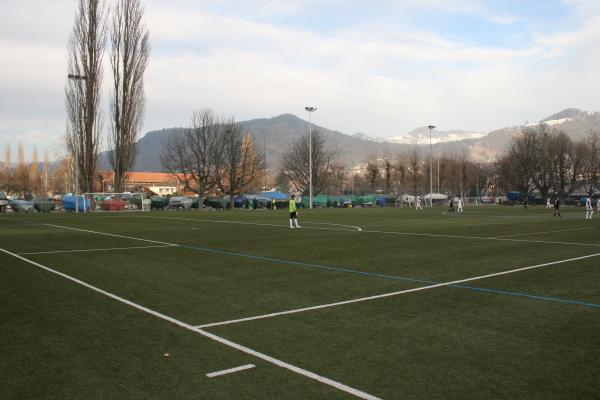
[9,199,35,213]
[0,192,9,212]
[168,196,192,210]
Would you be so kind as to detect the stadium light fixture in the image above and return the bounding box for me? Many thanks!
[305,106,317,209]
[428,125,436,207]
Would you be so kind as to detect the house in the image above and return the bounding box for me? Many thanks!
[97,171,186,195]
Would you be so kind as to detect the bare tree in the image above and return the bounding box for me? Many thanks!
[161,109,223,208]
[29,145,40,195]
[581,131,600,197]
[548,130,581,201]
[408,146,421,196]
[65,0,106,193]
[329,163,347,196]
[219,120,264,208]
[2,144,11,191]
[14,142,29,196]
[365,160,380,192]
[281,129,336,197]
[507,129,538,200]
[528,126,553,199]
[383,155,393,193]
[43,148,50,196]
[109,0,150,192]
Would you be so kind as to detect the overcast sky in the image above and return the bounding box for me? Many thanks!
[1,0,599,159]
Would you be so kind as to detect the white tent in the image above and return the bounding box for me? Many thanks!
[423,193,448,200]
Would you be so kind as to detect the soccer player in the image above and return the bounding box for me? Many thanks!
[597,198,600,213]
[447,198,455,213]
[546,198,551,208]
[289,194,301,229]
[457,197,464,213]
[585,197,593,220]
[415,196,423,210]
[553,198,561,218]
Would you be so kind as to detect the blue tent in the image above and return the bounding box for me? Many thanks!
[258,191,288,200]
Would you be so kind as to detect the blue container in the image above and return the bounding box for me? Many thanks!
[62,195,91,211]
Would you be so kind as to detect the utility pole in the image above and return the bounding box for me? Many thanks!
[428,125,436,207]
[305,106,317,209]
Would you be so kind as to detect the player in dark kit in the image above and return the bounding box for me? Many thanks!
[553,198,561,218]
[447,198,455,213]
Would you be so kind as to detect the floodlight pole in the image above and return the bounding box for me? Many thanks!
[305,106,317,209]
[67,74,88,213]
[428,125,435,207]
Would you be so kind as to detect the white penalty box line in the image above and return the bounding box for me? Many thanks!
[38,222,600,327]
[19,244,176,256]
[196,252,600,329]
[0,247,380,400]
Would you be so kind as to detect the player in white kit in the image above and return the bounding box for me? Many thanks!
[585,197,593,220]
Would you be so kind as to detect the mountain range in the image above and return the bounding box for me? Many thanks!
[98,108,600,172]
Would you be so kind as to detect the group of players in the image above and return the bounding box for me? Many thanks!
[545,197,598,219]
[287,194,599,229]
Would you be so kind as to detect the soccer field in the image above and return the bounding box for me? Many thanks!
[1,206,599,399]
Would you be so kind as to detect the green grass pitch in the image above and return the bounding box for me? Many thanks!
[1,206,599,399]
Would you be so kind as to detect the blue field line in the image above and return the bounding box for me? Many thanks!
[450,284,600,308]
[174,243,600,310]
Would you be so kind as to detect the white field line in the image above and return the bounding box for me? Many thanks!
[18,245,176,255]
[143,216,362,232]
[206,364,256,378]
[46,218,595,248]
[495,226,596,238]
[196,252,600,328]
[44,223,174,246]
[118,215,594,247]
[361,229,600,247]
[0,247,380,400]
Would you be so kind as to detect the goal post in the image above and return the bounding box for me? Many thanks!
[83,192,151,212]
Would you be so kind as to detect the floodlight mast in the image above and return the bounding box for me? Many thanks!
[67,73,89,212]
[428,125,436,207]
[305,106,317,209]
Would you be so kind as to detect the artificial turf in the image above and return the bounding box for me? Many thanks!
[1,205,599,399]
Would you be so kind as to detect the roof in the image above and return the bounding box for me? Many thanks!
[99,171,186,183]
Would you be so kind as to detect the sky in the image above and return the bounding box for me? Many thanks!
[1,0,599,160]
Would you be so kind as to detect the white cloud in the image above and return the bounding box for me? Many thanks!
[0,0,599,161]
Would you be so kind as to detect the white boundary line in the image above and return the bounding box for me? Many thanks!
[44,223,174,246]
[361,229,600,247]
[144,216,363,232]
[37,218,596,248]
[206,364,256,378]
[495,226,596,238]
[0,247,380,400]
[196,252,600,328]
[132,215,596,247]
[19,245,176,255]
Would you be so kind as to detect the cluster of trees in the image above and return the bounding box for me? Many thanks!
[161,109,264,208]
[0,143,80,197]
[497,125,599,201]
[273,131,486,198]
[65,0,149,194]
[273,124,598,202]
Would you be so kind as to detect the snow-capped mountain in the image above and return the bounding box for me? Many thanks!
[386,127,486,145]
